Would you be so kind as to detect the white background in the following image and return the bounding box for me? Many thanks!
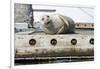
[33,5,94,23]
[0,0,99,69]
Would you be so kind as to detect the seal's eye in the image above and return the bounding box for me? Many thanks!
[42,18,44,21]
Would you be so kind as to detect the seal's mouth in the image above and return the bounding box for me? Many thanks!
[45,21,51,25]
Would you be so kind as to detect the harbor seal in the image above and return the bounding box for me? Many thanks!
[41,14,75,34]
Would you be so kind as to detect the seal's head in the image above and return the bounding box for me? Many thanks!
[41,15,51,25]
[41,15,57,34]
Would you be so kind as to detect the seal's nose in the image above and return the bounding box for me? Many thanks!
[41,15,50,25]
[47,15,49,18]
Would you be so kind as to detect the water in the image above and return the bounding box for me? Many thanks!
[15,56,94,65]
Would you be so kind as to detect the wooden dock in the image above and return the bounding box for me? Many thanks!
[15,24,94,65]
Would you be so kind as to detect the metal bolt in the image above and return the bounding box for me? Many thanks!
[50,39,57,46]
[90,38,94,45]
[29,39,36,46]
[71,39,77,45]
